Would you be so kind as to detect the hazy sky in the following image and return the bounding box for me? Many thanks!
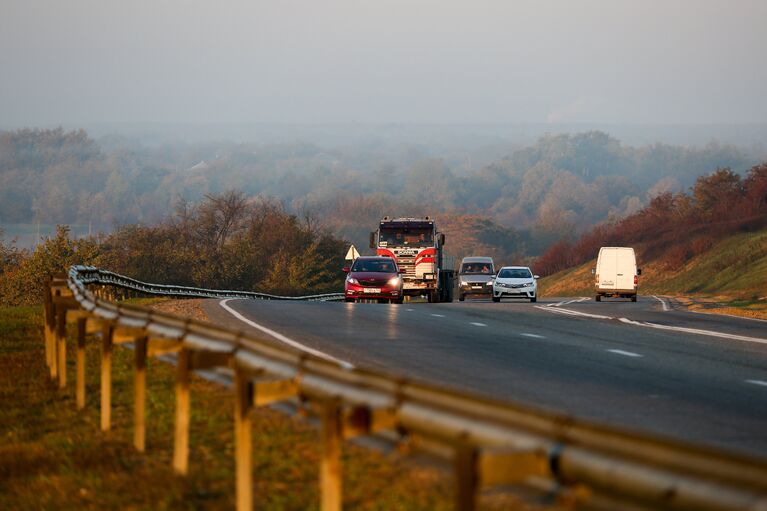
[1,0,766,126]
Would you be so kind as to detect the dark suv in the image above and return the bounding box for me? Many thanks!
[458,256,495,301]
[343,256,404,303]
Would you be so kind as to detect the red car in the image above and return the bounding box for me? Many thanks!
[343,256,404,303]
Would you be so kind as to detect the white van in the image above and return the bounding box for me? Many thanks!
[592,247,641,302]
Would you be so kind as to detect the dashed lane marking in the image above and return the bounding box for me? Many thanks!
[746,380,767,387]
[219,299,355,370]
[607,349,643,358]
[520,333,546,339]
[431,314,446,318]
[470,322,487,327]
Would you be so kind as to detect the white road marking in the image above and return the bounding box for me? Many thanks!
[406,308,415,311]
[618,317,767,345]
[652,295,670,312]
[470,322,487,327]
[608,349,643,358]
[548,297,590,307]
[535,305,613,320]
[219,299,355,369]
[431,313,446,318]
[520,333,546,339]
[746,380,767,387]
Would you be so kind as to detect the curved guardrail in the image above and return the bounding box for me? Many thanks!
[71,265,345,301]
[42,266,767,511]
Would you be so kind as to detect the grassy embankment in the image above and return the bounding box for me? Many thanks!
[0,304,456,510]
[539,229,767,319]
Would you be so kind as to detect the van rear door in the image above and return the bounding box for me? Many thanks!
[598,249,618,290]
[615,248,637,290]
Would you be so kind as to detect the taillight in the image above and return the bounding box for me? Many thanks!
[634,275,638,286]
[595,274,599,283]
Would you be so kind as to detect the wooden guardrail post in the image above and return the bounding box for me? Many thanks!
[56,302,67,389]
[76,318,87,409]
[320,398,343,511]
[134,335,148,452]
[44,280,53,376]
[101,322,114,431]
[234,369,254,511]
[173,348,191,475]
[453,441,478,511]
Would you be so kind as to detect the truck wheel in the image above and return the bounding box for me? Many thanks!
[458,294,465,302]
[595,295,601,302]
[345,298,355,303]
[631,295,637,302]
[428,290,439,303]
[393,296,404,304]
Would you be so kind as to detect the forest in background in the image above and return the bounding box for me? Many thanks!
[0,192,346,306]
[1,128,761,264]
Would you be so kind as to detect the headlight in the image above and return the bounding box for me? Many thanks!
[347,277,359,285]
[486,281,493,286]
[387,277,401,287]
[459,279,467,286]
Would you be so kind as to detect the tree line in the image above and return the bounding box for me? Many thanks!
[535,164,767,276]
[0,192,347,306]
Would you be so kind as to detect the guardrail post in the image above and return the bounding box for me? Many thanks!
[134,335,148,452]
[101,323,114,431]
[234,369,253,511]
[173,348,191,475]
[76,318,86,409]
[320,398,343,511]
[56,302,67,389]
[454,441,478,511]
[43,280,53,376]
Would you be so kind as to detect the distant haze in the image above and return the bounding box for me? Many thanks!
[1,0,766,127]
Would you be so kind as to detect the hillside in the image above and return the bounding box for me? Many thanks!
[539,229,767,318]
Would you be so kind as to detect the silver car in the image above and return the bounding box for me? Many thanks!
[457,256,495,301]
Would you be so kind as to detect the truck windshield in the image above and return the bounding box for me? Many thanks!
[379,228,433,247]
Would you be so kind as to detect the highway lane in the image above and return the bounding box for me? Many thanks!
[202,296,767,456]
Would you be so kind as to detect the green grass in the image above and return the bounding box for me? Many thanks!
[538,229,767,317]
[0,305,456,510]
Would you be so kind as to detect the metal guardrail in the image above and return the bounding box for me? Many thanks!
[42,266,767,511]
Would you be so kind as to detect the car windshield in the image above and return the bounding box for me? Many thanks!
[498,268,532,279]
[460,263,493,274]
[379,228,433,247]
[352,259,397,273]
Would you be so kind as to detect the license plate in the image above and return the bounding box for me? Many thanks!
[472,286,482,289]
[363,288,381,293]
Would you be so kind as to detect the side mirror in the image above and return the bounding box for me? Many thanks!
[637,268,642,276]
[591,268,596,275]
[439,233,446,246]
[342,266,350,273]
[534,275,540,280]
[369,232,376,249]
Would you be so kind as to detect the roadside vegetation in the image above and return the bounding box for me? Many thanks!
[0,191,347,306]
[537,164,767,315]
[0,304,456,510]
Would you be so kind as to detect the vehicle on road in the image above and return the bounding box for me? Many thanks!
[343,256,404,303]
[370,217,455,302]
[592,247,641,302]
[492,266,538,302]
[458,256,495,301]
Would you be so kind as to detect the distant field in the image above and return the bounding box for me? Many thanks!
[0,224,92,249]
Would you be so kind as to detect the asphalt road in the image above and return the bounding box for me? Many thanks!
[202,295,767,457]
